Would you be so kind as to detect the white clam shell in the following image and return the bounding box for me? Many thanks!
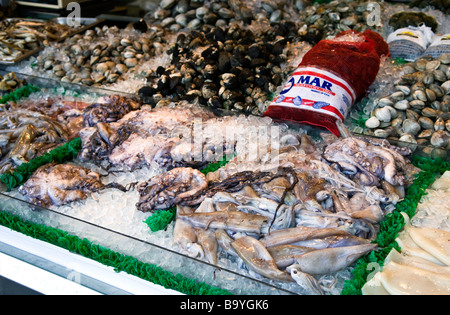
[365,116,380,129]
[374,107,392,123]
[394,99,409,110]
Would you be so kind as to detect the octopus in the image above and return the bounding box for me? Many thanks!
[0,109,70,173]
[18,163,126,208]
[133,131,414,293]
[79,103,216,170]
[82,95,142,127]
[136,167,208,212]
[323,136,420,187]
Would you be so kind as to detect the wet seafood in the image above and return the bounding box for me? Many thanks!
[295,0,385,44]
[178,210,270,234]
[260,226,351,248]
[33,25,171,87]
[388,12,438,32]
[133,129,424,290]
[136,167,208,212]
[82,95,142,127]
[292,244,378,275]
[286,265,324,295]
[0,108,70,173]
[173,205,205,259]
[364,55,450,152]
[323,136,419,187]
[231,236,293,282]
[140,22,297,114]
[0,18,77,62]
[18,163,107,207]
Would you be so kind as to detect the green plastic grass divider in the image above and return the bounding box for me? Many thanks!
[0,209,231,295]
[0,84,40,104]
[341,155,450,295]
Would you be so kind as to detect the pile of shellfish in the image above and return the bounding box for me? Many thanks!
[364,53,450,152]
[33,25,172,87]
[295,0,385,44]
[139,21,300,114]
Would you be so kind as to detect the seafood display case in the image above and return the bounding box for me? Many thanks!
[0,71,322,295]
[0,0,449,296]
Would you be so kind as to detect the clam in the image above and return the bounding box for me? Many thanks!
[374,107,392,123]
[390,91,405,101]
[442,80,450,94]
[423,71,434,85]
[402,119,421,135]
[425,88,437,102]
[390,117,403,129]
[394,99,409,110]
[406,109,419,121]
[417,129,433,139]
[414,58,428,71]
[433,69,447,82]
[434,117,445,131]
[399,134,418,149]
[429,84,444,98]
[402,64,416,75]
[422,107,439,118]
[430,130,449,148]
[438,53,450,65]
[412,89,427,102]
[395,85,410,95]
[365,116,380,129]
[115,64,128,74]
[418,116,434,130]
[120,39,133,47]
[409,100,425,110]
[430,100,442,111]
[425,60,440,71]
[373,129,390,138]
[378,98,394,106]
[124,58,138,68]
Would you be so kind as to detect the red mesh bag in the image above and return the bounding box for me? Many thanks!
[263,30,389,136]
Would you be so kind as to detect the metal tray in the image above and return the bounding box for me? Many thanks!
[0,17,104,65]
[51,17,105,41]
[0,18,45,65]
